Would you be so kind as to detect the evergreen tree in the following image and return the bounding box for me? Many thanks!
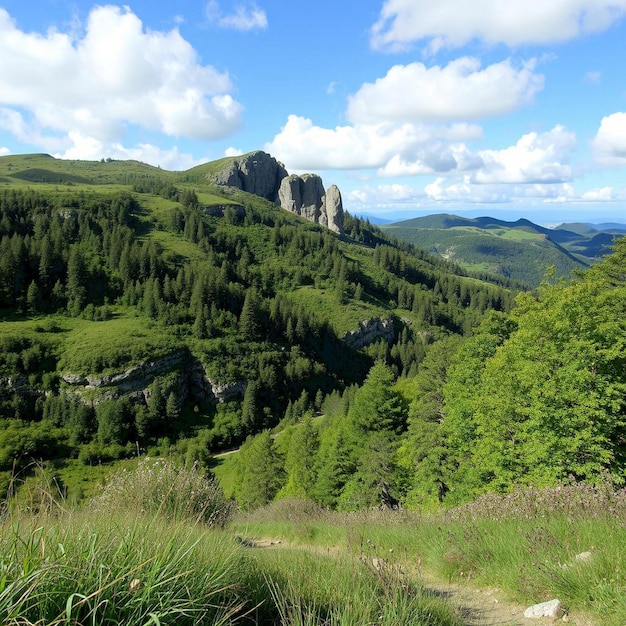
[239,288,260,340]
[234,431,284,510]
[280,414,319,499]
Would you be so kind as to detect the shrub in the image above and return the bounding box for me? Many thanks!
[91,457,233,527]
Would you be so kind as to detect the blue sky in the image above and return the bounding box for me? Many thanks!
[1,1,626,224]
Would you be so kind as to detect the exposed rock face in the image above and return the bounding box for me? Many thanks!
[277,174,344,235]
[324,185,344,234]
[208,151,287,201]
[61,350,187,394]
[190,361,246,404]
[342,318,395,350]
[62,351,246,406]
[208,150,344,235]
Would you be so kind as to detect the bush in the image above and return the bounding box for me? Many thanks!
[91,457,233,527]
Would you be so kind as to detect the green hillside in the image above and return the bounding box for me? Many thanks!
[0,153,514,498]
[382,213,601,286]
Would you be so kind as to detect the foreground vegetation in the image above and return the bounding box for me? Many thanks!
[0,461,463,626]
[3,461,623,624]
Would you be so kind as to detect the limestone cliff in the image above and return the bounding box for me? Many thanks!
[342,318,395,350]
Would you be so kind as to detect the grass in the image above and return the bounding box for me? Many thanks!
[0,462,465,626]
[234,483,626,625]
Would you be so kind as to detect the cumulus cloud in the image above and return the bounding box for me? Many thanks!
[349,184,426,206]
[424,176,578,204]
[225,146,244,157]
[0,147,9,156]
[265,114,482,173]
[371,0,626,51]
[205,1,268,31]
[592,112,626,165]
[347,58,543,124]
[54,131,204,170]
[473,126,577,184]
[0,6,242,156]
[582,187,614,201]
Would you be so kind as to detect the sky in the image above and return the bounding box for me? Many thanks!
[1,1,626,225]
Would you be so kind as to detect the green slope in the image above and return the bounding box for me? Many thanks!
[383,213,591,287]
[0,153,515,493]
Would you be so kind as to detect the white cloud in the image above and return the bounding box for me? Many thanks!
[582,187,614,201]
[205,1,268,31]
[473,126,576,184]
[592,112,626,165]
[54,131,204,170]
[0,147,9,156]
[224,146,244,157]
[371,0,626,51]
[0,6,242,151]
[349,184,426,206]
[265,114,482,173]
[348,58,543,124]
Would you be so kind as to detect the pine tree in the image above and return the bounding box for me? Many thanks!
[234,431,284,510]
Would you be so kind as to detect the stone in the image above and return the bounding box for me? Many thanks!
[278,174,344,234]
[208,151,287,201]
[342,318,395,350]
[523,599,561,618]
[278,173,324,222]
[324,184,344,235]
[208,150,344,235]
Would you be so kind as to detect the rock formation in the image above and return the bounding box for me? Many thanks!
[342,318,395,350]
[207,151,288,202]
[278,174,344,235]
[208,150,344,235]
[61,351,246,406]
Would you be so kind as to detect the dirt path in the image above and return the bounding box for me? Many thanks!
[242,537,596,626]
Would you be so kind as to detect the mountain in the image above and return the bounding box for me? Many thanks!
[382,213,622,287]
[0,153,515,487]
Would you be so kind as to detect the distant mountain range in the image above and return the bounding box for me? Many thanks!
[382,213,626,287]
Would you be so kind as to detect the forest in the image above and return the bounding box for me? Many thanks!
[0,154,623,513]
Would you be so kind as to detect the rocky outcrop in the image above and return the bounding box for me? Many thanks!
[324,185,344,234]
[277,174,344,235]
[207,150,344,235]
[60,350,242,407]
[207,151,287,201]
[342,318,395,350]
[61,350,188,394]
[190,361,246,404]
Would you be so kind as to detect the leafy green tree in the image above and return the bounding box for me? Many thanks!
[239,287,261,340]
[313,426,354,507]
[397,336,461,508]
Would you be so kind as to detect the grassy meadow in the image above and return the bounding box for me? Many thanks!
[1,459,623,625]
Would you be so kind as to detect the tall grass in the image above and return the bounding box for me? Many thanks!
[235,482,626,625]
[1,463,463,625]
[0,511,252,625]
